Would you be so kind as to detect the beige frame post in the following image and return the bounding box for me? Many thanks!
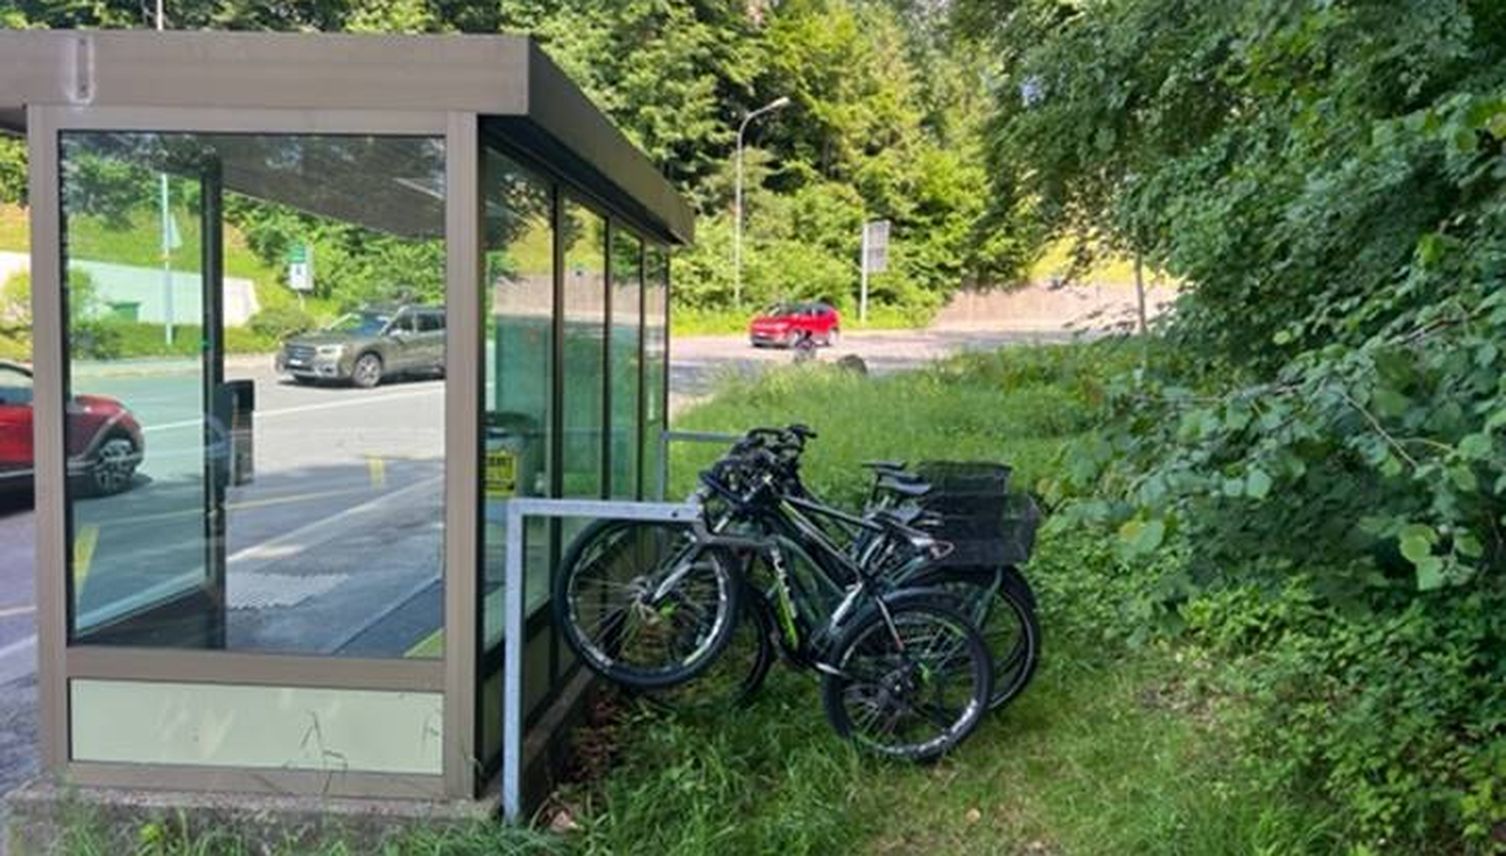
[442,110,481,800]
[30,104,470,800]
[28,103,67,776]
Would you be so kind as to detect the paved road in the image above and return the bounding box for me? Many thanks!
[0,326,1063,797]
[668,327,1069,412]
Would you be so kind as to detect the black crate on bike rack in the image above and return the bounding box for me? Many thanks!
[910,462,1039,568]
[914,461,1012,501]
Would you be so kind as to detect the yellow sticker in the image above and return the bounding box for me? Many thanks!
[485,448,518,498]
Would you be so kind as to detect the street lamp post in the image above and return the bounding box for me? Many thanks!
[733,96,791,308]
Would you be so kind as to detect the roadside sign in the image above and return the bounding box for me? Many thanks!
[287,243,314,292]
[863,220,890,274]
[859,219,891,322]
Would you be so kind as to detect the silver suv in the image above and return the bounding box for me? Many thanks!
[276,305,445,388]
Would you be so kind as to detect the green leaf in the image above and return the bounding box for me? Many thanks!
[1118,518,1166,556]
[1398,523,1437,565]
[1448,465,1479,492]
[1456,531,1485,560]
[1245,467,1272,500]
[1371,387,1409,418]
[1223,406,1251,432]
[1414,556,1446,591]
[1379,455,1405,478]
[1221,477,1244,498]
[1458,433,1494,461]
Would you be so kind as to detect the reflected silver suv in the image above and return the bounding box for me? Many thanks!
[276,305,445,388]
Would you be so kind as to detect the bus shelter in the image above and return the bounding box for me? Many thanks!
[0,30,688,817]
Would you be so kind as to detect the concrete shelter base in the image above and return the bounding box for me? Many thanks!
[5,777,498,854]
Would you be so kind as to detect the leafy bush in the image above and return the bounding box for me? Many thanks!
[248,305,317,341]
[972,0,1506,847]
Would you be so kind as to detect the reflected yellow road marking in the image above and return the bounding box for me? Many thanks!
[367,456,387,489]
[73,525,99,590]
[405,629,443,659]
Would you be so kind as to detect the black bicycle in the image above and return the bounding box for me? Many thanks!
[554,444,1003,761]
[710,427,1043,711]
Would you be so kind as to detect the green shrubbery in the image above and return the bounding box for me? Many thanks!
[598,341,1335,854]
[69,322,279,360]
[247,305,318,341]
[967,0,1506,848]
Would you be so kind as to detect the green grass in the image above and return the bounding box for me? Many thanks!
[0,202,340,330]
[51,808,564,856]
[667,345,1111,503]
[555,342,1330,854]
[44,342,1334,854]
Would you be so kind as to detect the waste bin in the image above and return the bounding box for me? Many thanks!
[484,411,543,499]
[220,379,255,486]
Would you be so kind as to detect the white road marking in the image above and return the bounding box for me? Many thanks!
[0,635,35,660]
[226,474,442,567]
[142,386,444,434]
[0,633,36,686]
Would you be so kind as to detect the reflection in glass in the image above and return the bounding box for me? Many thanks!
[609,229,642,499]
[481,149,555,650]
[561,201,606,501]
[643,246,670,498]
[60,132,446,657]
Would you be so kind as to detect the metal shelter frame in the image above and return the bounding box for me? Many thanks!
[0,30,692,811]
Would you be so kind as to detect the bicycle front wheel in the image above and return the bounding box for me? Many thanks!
[637,582,776,715]
[820,593,992,763]
[554,518,742,690]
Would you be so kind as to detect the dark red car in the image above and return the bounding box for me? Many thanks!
[0,360,144,496]
[748,301,841,348]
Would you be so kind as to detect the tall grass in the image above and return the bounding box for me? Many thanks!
[562,340,1336,854]
[43,342,1333,854]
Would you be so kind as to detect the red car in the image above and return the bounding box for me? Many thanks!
[748,301,841,348]
[0,360,144,496]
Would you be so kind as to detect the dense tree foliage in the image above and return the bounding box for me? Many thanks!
[972,0,1506,847]
[0,0,1007,320]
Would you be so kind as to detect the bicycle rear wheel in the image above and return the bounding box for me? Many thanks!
[907,566,1040,710]
[820,592,992,763]
[555,518,742,690]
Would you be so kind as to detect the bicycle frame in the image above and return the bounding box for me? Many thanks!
[701,489,939,667]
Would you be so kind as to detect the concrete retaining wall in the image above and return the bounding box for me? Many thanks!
[934,281,1178,332]
[0,252,260,327]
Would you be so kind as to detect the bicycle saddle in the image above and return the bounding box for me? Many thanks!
[876,475,932,498]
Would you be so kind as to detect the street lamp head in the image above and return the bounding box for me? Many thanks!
[769,96,792,109]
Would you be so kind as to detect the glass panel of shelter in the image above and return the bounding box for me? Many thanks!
[59,131,448,659]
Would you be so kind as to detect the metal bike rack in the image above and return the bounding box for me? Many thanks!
[656,429,742,500]
[498,496,700,821]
